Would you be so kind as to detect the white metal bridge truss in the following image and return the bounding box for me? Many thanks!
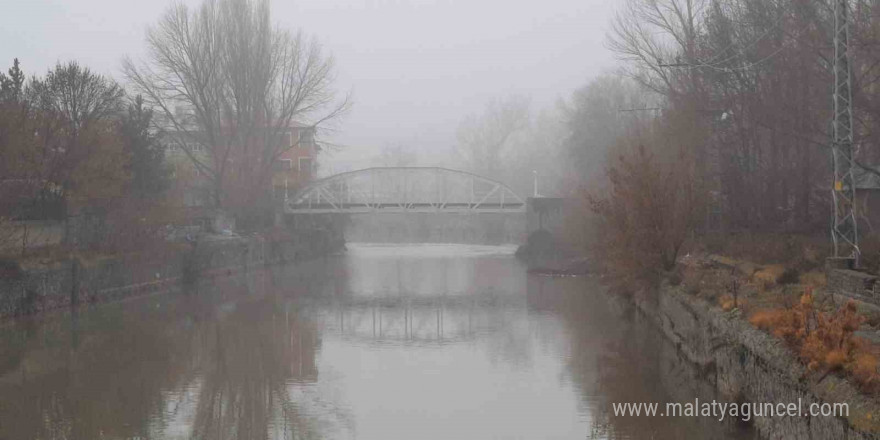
[287,167,526,214]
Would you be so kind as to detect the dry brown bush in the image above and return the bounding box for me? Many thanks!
[750,290,879,392]
[588,141,705,290]
[718,293,747,312]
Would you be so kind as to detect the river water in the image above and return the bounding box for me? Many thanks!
[0,244,756,439]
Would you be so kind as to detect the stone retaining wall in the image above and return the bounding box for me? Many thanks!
[827,268,880,305]
[0,225,344,320]
[825,258,880,307]
[637,287,880,439]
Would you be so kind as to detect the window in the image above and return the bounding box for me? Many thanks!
[286,132,294,147]
[298,157,314,175]
[300,129,315,148]
[274,159,293,172]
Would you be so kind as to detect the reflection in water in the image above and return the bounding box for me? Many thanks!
[529,276,756,439]
[0,244,754,439]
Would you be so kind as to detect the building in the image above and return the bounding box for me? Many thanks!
[272,125,318,201]
[854,166,880,236]
[162,124,320,209]
[162,134,212,208]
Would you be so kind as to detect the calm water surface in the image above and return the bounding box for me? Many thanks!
[0,244,756,439]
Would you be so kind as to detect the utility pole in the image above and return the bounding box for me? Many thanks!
[533,170,539,197]
[831,0,860,265]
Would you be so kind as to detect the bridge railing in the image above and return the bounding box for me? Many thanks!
[287,167,526,214]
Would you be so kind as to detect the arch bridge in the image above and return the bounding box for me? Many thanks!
[286,167,526,214]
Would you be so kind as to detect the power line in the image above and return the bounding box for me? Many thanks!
[617,107,663,113]
[703,15,786,67]
[656,12,789,73]
[657,44,788,73]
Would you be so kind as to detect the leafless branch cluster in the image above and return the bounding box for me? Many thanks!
[455,95,530,182]
[602,0,880,232]
[124,0,350,215]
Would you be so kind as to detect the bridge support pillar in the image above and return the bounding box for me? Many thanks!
[517,198,586,274]
[526,197,564,237]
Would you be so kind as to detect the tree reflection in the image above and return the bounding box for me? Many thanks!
[0,299,196,439]
[0,267,353,440]
[188,297,332,440]
[528,275,754,440]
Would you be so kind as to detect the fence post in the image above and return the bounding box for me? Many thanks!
[70,257,80,307]
[21,222,28,257]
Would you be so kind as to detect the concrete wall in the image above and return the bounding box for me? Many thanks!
[0,223,344,320]
[825,258,880,306]
[638,286,880,439]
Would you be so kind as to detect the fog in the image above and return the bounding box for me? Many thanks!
[0,0,619,175]
[4,2,879,439]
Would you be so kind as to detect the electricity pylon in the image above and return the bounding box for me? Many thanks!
[832,0,860,265]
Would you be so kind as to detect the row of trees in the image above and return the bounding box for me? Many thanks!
[454,96,567,199]
[0,59,172,252]
[560,0,880,282]
[0,0,345,254]
[124,0,347,226]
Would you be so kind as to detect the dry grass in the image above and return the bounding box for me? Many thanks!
[800,271,827,289]
[719,293,747,311]
[699,232,827,269]
[680,250,880,393]
[753,264,785,285]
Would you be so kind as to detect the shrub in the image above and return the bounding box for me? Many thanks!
[588,144,705,289]
[776,267,800,285]
[852,353,879,386]
[667,269,683,286]
[749,290,879,391]
[719,294,736,311]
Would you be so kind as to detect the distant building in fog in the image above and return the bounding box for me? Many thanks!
[855,166,880,235]
[162,124,320,208]
[272,125,319,200]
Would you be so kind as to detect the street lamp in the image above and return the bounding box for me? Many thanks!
[533,170,539,198]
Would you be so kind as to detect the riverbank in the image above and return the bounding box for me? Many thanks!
[627,265,880,439]
[0,223,345,320]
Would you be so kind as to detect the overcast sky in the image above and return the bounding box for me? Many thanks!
[0,0,621,173]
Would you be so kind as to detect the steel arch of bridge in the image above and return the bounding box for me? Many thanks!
[287,167,526,214]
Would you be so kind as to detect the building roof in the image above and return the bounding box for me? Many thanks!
[855,166,880,190]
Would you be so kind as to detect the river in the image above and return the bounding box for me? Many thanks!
[0,243,757,439]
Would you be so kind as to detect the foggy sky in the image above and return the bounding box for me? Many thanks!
[0,0,620,173]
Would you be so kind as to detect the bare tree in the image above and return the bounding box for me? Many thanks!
[499,107,568,198]
[123,0,349,220]
[376,143,418,168]
[27,61,128,213]
[608,0,708,101]
[455,95,530,181]
[564,74,656,187]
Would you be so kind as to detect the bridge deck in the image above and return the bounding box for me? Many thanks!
[288,202,525,214]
